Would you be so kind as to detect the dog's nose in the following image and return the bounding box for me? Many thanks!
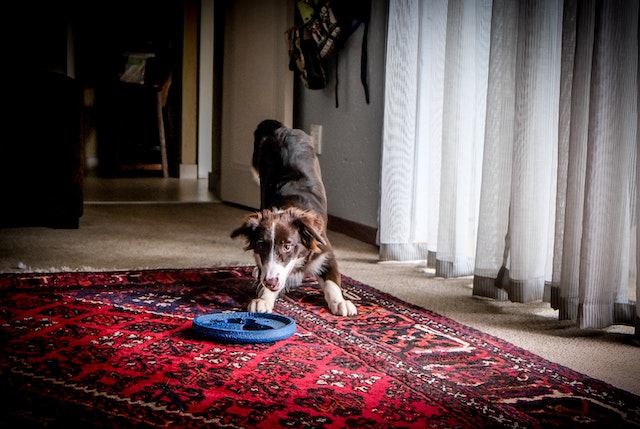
[263,277,279,291]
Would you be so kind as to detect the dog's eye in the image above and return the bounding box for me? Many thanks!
[282,242,293,252]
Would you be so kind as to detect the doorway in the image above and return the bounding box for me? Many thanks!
[219,0,294,209]
[72,0,183,179]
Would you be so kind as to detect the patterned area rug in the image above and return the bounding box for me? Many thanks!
[0,267,638,428]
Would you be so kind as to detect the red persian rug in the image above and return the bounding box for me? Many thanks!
[0,266,638,428]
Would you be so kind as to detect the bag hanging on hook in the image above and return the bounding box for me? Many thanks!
[286,25,327,90]
[287,0,372,107]
[297,0,341,59]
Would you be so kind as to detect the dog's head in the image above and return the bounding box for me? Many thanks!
[231,207,326,293]
[252,119,284,182]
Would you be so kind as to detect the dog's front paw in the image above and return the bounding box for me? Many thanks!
[248,298,274,313]
[329,299,357,316]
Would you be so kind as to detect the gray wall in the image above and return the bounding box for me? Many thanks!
[294,0,388,230]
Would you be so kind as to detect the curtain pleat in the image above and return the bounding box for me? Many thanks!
[437,0,491,277]
[637,0,640,339]
[380,0,449,262]
[551,0,595,320]
[474,0,562,303]
[379,0,421,261]
[575,0,638,328]
[414,0,447,262]
[503,0,560,303]
[474,0,518,284]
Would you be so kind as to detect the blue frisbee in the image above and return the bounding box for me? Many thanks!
[192,312,296,343]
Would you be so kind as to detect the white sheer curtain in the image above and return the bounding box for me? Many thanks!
[379,0,639,333]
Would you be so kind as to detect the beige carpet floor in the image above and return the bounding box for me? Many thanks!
[1,200,638,396]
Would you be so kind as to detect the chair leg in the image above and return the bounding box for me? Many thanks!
[156,91,169,178]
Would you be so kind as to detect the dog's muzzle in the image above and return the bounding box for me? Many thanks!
[262,277,280,291]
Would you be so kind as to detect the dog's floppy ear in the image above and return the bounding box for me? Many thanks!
[231,212,263,250]
[289,208,326,252]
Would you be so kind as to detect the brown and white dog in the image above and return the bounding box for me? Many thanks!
[231,119,357,316]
